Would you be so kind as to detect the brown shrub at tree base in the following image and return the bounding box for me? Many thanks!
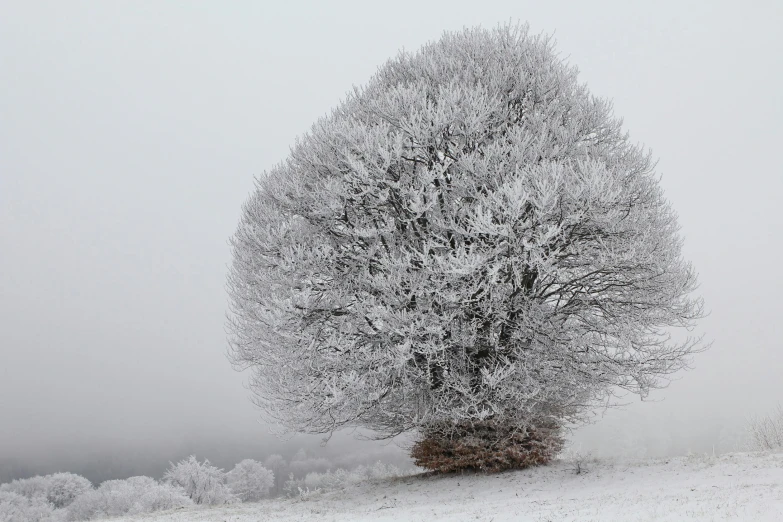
[411,420,564,473]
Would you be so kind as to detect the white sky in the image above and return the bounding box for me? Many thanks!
[1,0,782,472]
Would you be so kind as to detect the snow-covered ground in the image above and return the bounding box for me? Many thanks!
[108,452,783,521]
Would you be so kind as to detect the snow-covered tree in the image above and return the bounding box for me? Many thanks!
[0,472,91,509]
[227,24,704,471]
[0,491,58,522]
[163,456,236,506]
[45,472,92,509]
[226,459,274,502]
[263,454,288,495]
[65,476,192,521]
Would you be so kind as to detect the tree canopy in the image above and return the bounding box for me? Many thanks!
[227,24,704,448]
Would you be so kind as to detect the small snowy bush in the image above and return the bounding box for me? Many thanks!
[412,421,564,473]
[0,472,91,509]
[748,405,783,451]
[0,490,59,522]
[559,446,597,475]
[0,475,50,501]
[45,473,92,509]
[263,454,288,495]
[226,459,274,502]
[163,456,236,505]
[284,461,403,497]
[302,469,348,491]
[130,480,193,514]
[65,476,192,521]
[353,461,404,482]
[66,490,111,520]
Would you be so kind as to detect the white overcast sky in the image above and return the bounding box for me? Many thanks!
[1,0,782,469]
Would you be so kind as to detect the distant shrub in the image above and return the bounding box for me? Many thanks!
[284,461,403,497]
[288,451,332,478]
[130,479,193,514]
[226,459,274,502]
[748,405,783,451]
[0,475,50,500]
[65,476,192,521]
[66,490,113,520]
[302,468,349,492]
[163,456,236,505]
[263,454,288,495]
[0,472,91,509]
[0,490,58,522]
[45,473,92,509]
[558,445,598,475]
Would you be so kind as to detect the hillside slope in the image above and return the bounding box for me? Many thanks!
[110,452,783,521]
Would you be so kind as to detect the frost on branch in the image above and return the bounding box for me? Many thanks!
[163,456,236,505]
[227,23,705,471]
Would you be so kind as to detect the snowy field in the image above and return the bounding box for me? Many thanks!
[106,452,783,522]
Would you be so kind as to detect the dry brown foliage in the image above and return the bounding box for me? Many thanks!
[411,420,564,473]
